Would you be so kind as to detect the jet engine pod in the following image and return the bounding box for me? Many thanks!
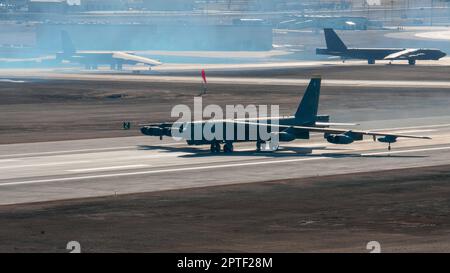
[325,133,354,144]
[141,126,164,136]
[162,127,172,137]
[378,135,398,143]
[141,126,173,137]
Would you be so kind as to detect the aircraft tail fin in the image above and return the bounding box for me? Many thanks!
[61,30,76,55]
[324,28,347,52]
[295,77,321,125]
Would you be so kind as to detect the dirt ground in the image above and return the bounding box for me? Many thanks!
[173,64,450,82]
[1,66,450,144]
[0,165,449,253]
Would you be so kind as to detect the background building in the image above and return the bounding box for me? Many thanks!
[80,0,127,11]
[28,0,67,13]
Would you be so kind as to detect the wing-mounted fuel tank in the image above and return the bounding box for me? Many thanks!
[377,135,397,143]
[325,131,363,144]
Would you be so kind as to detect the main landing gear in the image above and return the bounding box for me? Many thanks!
[256,141,279,152]
[210,142,234,153]
[210,142,221,153]
[223,142,234,153]
[209,141,278,154]
[256,141,262,152]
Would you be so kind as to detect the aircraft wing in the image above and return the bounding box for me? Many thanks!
[384,49,423,60]
[290,126,431,139]
[315,122,359,127]
[232,121,431,140]
[112,52,162,66]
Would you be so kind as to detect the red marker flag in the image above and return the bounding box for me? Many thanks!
[201,69,207,84]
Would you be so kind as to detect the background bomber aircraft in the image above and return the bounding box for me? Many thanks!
[140,77,431,153]
[57,31,162,70]
[316,28,446,65]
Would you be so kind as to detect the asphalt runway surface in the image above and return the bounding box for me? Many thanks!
[1,116,449,206]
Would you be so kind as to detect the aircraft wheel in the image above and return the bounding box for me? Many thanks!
[368,59,375,65]
[210,142,221,153]
[256,141,262,152]
[408,60,416,65]
[224,142,234,153]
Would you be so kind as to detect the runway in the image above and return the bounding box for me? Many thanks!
[1,116,450,206]
[3,60,450,88]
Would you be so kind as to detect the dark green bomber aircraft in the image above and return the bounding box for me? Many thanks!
[140,77,431,153]
[316,28,446,65]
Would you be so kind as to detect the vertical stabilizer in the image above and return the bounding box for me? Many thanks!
[295,78,321,125]
[324,28,347,52]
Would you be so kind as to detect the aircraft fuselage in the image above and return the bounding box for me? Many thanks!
[316,48,446,61]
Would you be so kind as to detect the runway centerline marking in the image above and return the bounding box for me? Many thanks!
[67,164,151,173]
[1,145,450,187]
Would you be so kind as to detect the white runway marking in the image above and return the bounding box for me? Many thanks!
[0,142,184,159]
[361,146,450,156]
[67,164,150,173]
[393,129,437,134]
[0,160,92,169]
[0,146,135,158]
[1,145,449,187]
[371,123,450,132]
[0,159,20,163]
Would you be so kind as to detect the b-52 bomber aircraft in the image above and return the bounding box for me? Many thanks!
[316,28,446,65]
[56,31,162,70]
[140,77,430,153]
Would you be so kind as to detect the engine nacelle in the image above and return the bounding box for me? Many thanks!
[325,133,354,144]
[271,132,296,142]
[140,126,172,137]
[378,135,397,143]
